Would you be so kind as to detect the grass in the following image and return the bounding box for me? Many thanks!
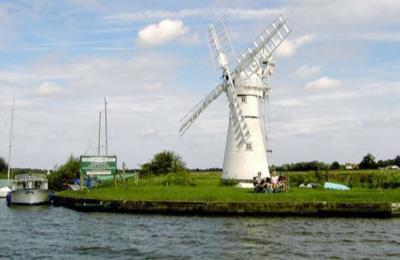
[57,172,400,203]
[287,169,400,188]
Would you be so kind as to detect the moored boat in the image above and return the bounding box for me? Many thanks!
[0,186,12,198]
[8,174,49,205]
[0,180,11,198]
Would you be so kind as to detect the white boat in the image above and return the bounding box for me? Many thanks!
[0,180,11,198]
[2,100,14,199]
[0,186,12,198]
[9,174,49,205]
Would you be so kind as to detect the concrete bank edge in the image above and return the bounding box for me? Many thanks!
[54,195,400,218]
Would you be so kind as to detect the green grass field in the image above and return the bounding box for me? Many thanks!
[57,172,400,203]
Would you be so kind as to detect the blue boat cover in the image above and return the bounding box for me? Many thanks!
[324,182,350,190]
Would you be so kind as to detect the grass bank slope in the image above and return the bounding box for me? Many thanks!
[57,172,400,203]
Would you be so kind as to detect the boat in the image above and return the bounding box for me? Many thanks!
[0,179,12,198]
[0,187,11,198]
[1,100,15,199]
[324,182,350,191]
[8,174,49,205]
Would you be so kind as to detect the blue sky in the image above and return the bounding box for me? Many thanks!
[0,0,399,169]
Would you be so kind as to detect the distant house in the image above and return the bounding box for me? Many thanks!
[386,165,399,170]
[345,163,358,170]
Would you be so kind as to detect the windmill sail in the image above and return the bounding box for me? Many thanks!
[207,22,251,148]
[233,15,291,80]
[179,83,225,136]
[207,21,237,72]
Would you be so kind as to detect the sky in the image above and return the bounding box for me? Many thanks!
[0,0,399,169]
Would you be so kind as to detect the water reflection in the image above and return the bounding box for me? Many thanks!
[1,199,399,259]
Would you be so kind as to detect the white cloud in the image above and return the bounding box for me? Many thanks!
[306,81,400,101]
[0,5,16,48]
[141,128,157,137]
[291,65,320,79]
[273,98,307,107]
[286,0,400,30]
[143,82,162,91]
[304,77,341,92]
[35,81,63,96]
[138,19,188,46]
[350,32,400,43]
[179,32,201,45]
[275,34,315,58]
[104,8,282,22]
[0,52,205,169]
[279,117,356,136]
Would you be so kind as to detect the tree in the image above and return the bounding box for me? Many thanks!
[394,155,400,167]
[331,161,340,170]
[139,151,186,176]
[0,157,8,172]
[48,155,80,190]
[359,153,377,169]
[376,160,386,168]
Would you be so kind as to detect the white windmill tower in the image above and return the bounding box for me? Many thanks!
[179,15,291,182]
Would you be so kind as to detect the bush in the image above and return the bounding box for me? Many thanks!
[359,153,378,169]
[139,151,186,176]
[0,157,8,173]
[331,161,340,170]
[220,179,239,186]
[162,171,196,186]
[275,161,330,172]
[287,170,400,189]
[48,155,80,190]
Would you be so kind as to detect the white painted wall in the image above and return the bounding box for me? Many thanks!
[222,76,270,181]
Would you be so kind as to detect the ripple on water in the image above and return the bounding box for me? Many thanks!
[1,200,400,259]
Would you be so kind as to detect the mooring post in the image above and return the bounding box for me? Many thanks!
[122,161,126,183]
[80,171,83,191]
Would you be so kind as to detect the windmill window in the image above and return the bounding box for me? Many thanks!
[246,143,252,151]
[241,96,247,103]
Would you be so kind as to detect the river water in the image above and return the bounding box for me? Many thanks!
[1,199,399,259]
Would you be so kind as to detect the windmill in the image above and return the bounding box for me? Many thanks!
[179,15,291,182]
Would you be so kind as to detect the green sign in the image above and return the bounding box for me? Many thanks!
[80,156,117,176]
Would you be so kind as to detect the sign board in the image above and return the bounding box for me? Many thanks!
[80,156,117,176]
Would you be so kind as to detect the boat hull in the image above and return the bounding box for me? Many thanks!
[9,189,49,205]
[0,187,11,198]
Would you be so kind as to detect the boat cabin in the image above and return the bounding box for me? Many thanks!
[11,174,48,191]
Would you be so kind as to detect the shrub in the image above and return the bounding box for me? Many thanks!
[220,179,239,186]
[162,171,196,186]
[139,151,186,176]
[287,170,400,189]
[48,155,80,190]
[359,153,378,169]
[0,156,8,173]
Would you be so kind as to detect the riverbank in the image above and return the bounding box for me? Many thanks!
[55,172,400,217]
[54,196,400,217]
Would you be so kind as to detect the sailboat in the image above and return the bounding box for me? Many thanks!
[0,100,14,198]
[5,100,49,205]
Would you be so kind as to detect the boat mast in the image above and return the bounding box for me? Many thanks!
[104,97,108,156]
[97,111,102,156]
[7,99,15,186]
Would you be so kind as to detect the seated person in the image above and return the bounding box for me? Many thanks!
[253,171,264,193]
[264,177,272,193]
[278,175,287,191]
[270,171,279,191]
